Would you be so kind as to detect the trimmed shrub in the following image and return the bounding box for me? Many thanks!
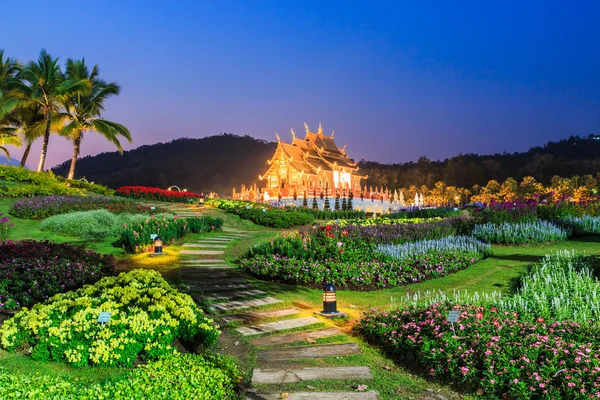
[1,269,219,367]
[41,210,148,239]
[115,186,204,203]
[0,240,116,311]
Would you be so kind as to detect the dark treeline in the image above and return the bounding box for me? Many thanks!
[53,134,600,194]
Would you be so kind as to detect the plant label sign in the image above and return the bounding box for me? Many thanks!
[447,311,460,323]
[98,312,112,324]
[150,234,158,240]
[151,207,156,210]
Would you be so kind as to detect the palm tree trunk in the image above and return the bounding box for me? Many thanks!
[20,142,32,167]
[36,113,51,173]
[67,132,82,180]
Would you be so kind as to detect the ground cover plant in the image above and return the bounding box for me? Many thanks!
[40,209,148,239]
[241,221,488,288]
[0,240,116,311]
[356,252,600,399]
[0,269,219,367]
[0,166,82,198]
[0,212,11,242]
[377,236,491,260]
[117,214,223,252]
[383,208,461,219]
[329,216,443,227]
[472,220,568,244]
[0,352,238,399]
[115,185,205,203]
[207,199,314,228]
[557,215,600,236]
[10,195,161,219]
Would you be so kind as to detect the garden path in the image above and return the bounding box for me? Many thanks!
[175,229,381,400]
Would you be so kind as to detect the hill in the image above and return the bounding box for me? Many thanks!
[52,134,600,194]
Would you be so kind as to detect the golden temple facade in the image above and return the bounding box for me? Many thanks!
[258,123,367,198]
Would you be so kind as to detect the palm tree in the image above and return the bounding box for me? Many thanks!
[2,49,89,172]
[0,49,22,160]
[1,106,49,166]
[61,58,131,179]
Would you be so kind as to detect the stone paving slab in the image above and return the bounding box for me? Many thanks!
[211,297,282,312]
[247,391,380,400]
[178,264,233,268]
[188,283,252,292]
[179,250,225,255]
[251,366,373,384]
[237,317,320,336]
[257,343,361,362]
[180,259,226,263]
[182,243,227,248]
[202,289,267,301]
[184,277,247,285]
[194,238,233,242]
[223,308,299,324]
[249,328,343,347]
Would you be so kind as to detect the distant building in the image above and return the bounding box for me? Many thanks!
[258,123,367,199]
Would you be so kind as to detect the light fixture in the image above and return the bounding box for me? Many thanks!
[151,235,164,256]
[317,283,346,318]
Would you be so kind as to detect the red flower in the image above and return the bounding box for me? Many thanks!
[537,317,545,323]
[490,307,498,312]
[341,230,348,237]
[326,225,332,231]
[475,312,483,320]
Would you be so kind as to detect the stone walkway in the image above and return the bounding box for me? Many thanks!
[175,230,380,400]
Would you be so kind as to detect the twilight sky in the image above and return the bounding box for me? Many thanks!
[2,0,600,168]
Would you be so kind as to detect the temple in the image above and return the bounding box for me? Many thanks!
[257,123,367,199]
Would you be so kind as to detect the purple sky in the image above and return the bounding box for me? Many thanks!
[2,0,600,169]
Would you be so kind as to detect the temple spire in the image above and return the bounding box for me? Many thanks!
[331,129,335,138]
[304,122,310,136]
[291,128,296,141]
[318,122,323,135]
[275,132,281,143]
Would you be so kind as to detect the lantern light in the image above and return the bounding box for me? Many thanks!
[317,283,346,318]
[151,235,164,256]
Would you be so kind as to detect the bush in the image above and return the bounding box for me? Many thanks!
[537,200,600,220]
[472,221,568,244]
[376,236,491,260]
[328,217,443,227]
[356,303,600,399]
[0,166,82,198]
[41,210,148,239]
[116,214,223,253]
[1,269,219,367]
[383,208,461,219]
[115,186,204,203]
[299,208,366,220]
[207,199,314,228]
[556,214,600,236]
[10,195,162,219]
[0,212,11,242]
[469,200,538,224]
[0,240,116,311]
[0,353,239,399]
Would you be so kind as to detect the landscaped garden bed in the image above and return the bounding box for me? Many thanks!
[355,252,600,398]
[207,199,314,228]
[10,195,162,219]
[0,240,116,311]
[472,220,568,244]
[115,185,205,203]
[40,209,149,239]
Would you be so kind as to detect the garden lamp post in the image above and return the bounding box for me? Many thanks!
[317,283,346,318]
[152,235,164,256]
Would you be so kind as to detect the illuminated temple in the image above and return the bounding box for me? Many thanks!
[254,123,367,199]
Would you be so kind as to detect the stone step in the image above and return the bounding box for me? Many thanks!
[180,250,225,255]
[251,366,374,384]
[180,259,226,263]
[185,277,247,285]
[257,343,361,362]
[179,264,233,269]
[223,308,299,324]
[188,283,252,292]
[250,328,343,347]
[202,289,267,301]
[247,391,380,400]
[194,238,233,242]
[180,273,244,281]
[211,296,282,312]
[182,243,227,248]
[237,317,320,336]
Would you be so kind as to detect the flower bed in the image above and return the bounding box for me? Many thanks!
[328,216,443,227]
[556,215,600,236]
[10,195,162,220]
[355,303,600,399]
[115,186,204,203]
[469,200,538,224]
[0,269,219,367]
[241,222,487,288]
[116,214,223,253]
[0,353,238,399]
[383,208,461,219]
[377,236,491,260]
[0,212,11,242]
[0,240,116,311]
[207,199,314,228]
[472,221,568,244]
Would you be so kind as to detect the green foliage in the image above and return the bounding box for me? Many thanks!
[116,214,223,253]
[334,196,340,210]
[0,212,10,242]
[1,269,220,367]
[0,166,84,198]
[207,199,313,228]
[383,208,461,219]
[0,353,239,399]
[40,210,147,239]
[300,208,366,220]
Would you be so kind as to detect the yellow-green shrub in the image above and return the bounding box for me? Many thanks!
[0,269,219,367]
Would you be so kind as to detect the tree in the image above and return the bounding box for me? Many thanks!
[0,106,48,164]
[3,50,89,172]
[60,59,131,179]
[0,49,21,159]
